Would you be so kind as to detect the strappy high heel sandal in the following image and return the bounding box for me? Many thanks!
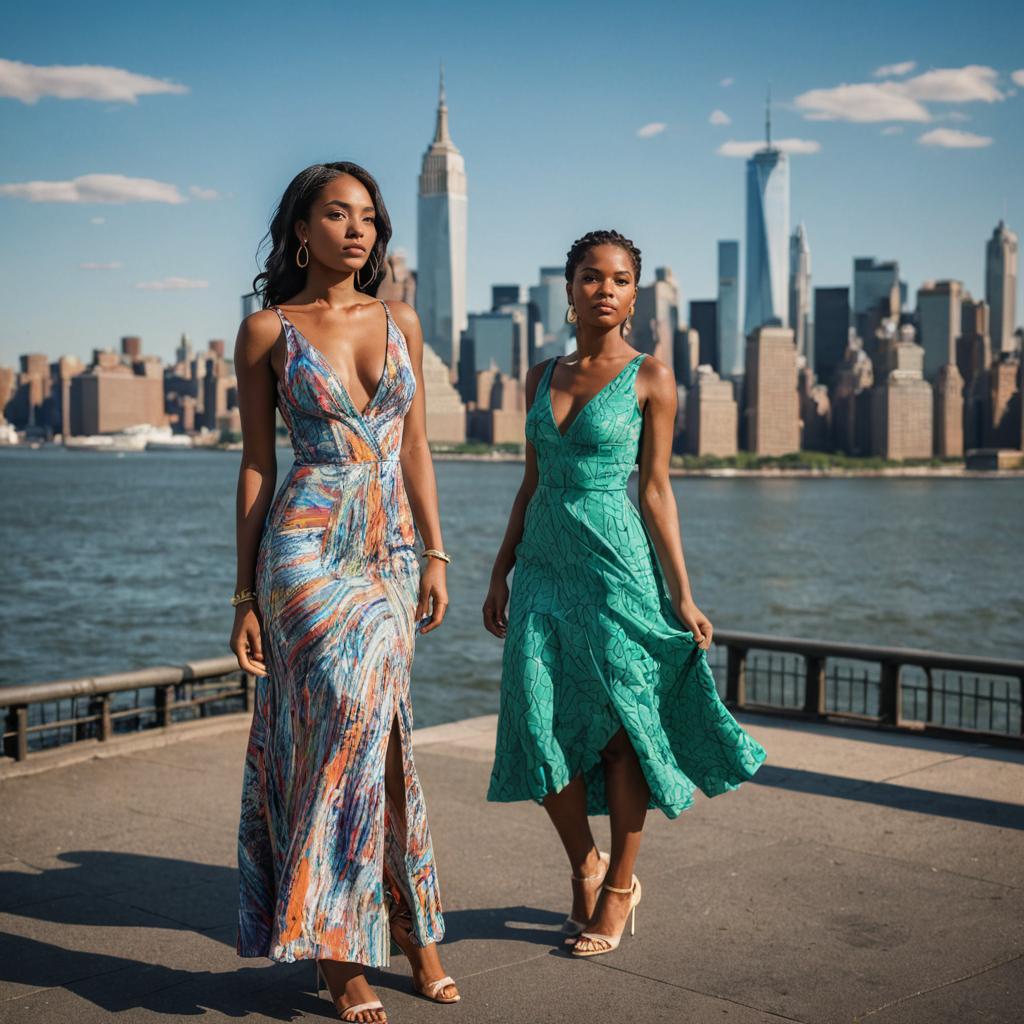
[571,878,643,958]
[561,850,610,945]
[388,904,460,1004]
[316,961,388,1023]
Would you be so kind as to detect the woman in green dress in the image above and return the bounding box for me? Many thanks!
[482,229,766,957]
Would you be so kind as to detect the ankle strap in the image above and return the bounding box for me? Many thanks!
[603,883,634,894]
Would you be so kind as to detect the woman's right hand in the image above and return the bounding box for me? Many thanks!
[482,575,510,638]
[230,603,268,676]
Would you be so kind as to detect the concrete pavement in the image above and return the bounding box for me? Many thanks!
[1,711,1022,1023]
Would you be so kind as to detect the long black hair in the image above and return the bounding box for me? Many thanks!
[252,162,392,308]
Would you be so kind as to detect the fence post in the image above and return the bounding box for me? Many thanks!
[879,661,900,725]
[6,706,29,762]
[726,646,747,708]
[155,685,174,728]
[804,655,826,716]
[99,694,112,741]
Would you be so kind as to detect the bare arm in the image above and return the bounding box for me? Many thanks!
[635,357,713,649]
[482,360,547,638]
[228,309,281,675]
[390,301,448,635]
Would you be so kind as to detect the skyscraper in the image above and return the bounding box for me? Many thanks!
[632,267,680,371]
[744,94,790,336]
[853,258,900,342]
[986,220,1019,356]
[689,299,718,369]
[788,223,811,369]
[717,241,742,378]
[916,280,963,382]
[416,68,468,377]
[812,286,849,388]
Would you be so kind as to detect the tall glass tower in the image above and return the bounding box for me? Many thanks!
[717,240,742,377]
[743,94,790,337]
[417,68,468,377]
[788,223,811,369]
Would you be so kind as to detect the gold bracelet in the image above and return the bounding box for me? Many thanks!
[421,548,451,564]
[231,587,256,607]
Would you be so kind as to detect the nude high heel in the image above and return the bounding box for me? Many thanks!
[315,960,388,1023]
[571,878,642,958]
[561,850,609,943]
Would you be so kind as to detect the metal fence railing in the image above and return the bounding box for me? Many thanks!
[3,633,1022,763]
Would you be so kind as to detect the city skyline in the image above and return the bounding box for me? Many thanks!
[1,1,1023,364]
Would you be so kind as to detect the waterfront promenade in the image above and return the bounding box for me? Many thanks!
[1,712,1022,1023]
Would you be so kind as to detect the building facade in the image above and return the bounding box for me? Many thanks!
[744,325,799,455]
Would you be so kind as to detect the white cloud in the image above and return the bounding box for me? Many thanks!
[918,128,993,148]
[0,58,188,104]
[795,82,931,122]
[709,109,731,126]
[795,64,1005,123]
[902,65,1002,102]
[720,77,734,87]
[881,125,904,135]
[1012,70,1024,87]
[80,261,122,270]
[90,216,105,225]
[0,174,186,204]
[636,122,666,138]
[189,185,221,200]
[717,138,821,157]
[944,110,970,122]
[135,277,209,291]
[873,61,916,78]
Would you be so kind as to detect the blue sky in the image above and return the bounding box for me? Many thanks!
[1,0,1022,366]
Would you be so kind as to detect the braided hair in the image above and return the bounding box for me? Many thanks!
[564,229,642,337]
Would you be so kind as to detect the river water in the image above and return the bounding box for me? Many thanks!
[1,448,1021,727]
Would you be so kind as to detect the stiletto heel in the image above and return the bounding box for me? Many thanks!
[571,878,642,958]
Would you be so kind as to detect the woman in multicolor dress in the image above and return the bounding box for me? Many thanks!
[484,229,766,958]
[229,162,459,1024]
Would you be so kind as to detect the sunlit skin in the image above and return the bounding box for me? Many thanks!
[482,242,714,955]
[228,172,458,1022]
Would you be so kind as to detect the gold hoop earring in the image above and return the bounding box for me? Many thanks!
[357,252,379,289]
[628,304,635,317]
[295,240,309,269]
[566,305,577,324]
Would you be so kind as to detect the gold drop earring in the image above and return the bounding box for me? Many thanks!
[296,238,310,269]
[566,305,578,323]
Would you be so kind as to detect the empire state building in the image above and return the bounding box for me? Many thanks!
[416,70,468,377]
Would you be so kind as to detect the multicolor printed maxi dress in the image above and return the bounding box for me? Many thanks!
[236,299,444,966]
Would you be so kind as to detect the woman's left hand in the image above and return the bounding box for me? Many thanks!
[676,598,713,650]
[416,558,449,635]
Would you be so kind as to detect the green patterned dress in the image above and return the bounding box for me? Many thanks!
[487,355,766,818]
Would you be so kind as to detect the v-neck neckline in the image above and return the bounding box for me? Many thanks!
[546,354,644,439]
[277,301,391,420]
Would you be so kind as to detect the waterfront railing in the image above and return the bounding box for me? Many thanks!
[2,634,1022,763]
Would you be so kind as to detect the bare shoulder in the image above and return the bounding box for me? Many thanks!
[381,299,420,335]
[235,309,282,365]
[637,353,675,399]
